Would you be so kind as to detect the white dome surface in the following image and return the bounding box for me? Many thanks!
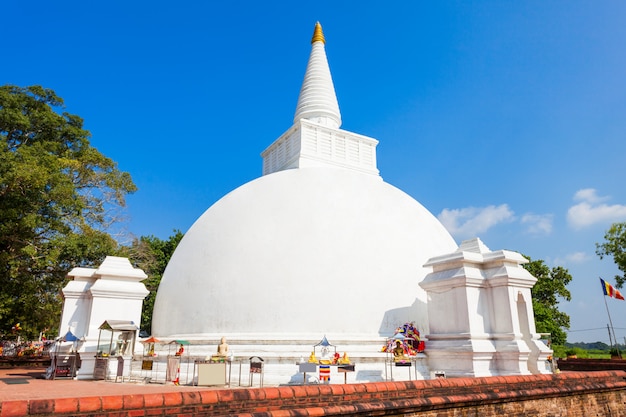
[152,167,457,340]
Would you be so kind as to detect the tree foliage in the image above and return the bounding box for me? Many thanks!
[119,231,184,334]
[596,222,626,288]
[523,257,572,345]
[0,85,136,339]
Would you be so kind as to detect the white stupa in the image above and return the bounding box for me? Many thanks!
[151,22,458,383]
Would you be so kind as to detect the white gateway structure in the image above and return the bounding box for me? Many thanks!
[150,23,550,384]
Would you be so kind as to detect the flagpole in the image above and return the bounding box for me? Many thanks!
[602,280,621,358]
[606,322,614,352]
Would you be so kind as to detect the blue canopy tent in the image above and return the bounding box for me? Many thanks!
[61,330,79,342]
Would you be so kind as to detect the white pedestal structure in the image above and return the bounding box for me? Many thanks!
[420,238,552,378]
[58,256,149,379]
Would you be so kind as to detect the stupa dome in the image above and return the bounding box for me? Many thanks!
[152,167,456,339]
[151,22,457,344]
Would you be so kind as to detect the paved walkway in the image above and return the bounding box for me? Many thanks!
[0,366,219,402]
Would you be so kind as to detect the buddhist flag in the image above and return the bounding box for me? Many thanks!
[600,278,625,300]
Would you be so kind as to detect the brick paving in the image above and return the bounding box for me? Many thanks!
[0,366,218,402]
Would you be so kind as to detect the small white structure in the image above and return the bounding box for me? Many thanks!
[59,256,148,379]
[421,238,552,377]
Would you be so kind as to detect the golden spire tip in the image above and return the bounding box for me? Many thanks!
[311,21,325,44]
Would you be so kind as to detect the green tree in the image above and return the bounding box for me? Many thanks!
[596,222,626,288]
[120,231,184,334]
[523,257,572,345]
[0,85,136,339]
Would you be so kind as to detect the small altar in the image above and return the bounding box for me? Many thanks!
[297,336,355,384]
[382,324,428,381]
[93,320,138,381]
[384,357,423,381]
[297,362,355,384]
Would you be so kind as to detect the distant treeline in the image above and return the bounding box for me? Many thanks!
[566,341,622,351]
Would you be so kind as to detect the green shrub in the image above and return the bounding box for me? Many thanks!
[552,344,567,358]
[564,347,587,358]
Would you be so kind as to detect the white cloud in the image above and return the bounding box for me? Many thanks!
[521,213,553,235]
[438,204,514,239]
[567,189,626,229]
[553,252,590,266]
[566,252,590,263]
[573,188,609,204]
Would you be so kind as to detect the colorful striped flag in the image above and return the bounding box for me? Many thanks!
[319,365,330,382]
[600,278,625,300]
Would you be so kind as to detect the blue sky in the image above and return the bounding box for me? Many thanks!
[4,1,626,344]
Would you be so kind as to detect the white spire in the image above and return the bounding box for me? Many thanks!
[262,22,379,177]
[293,22,342,129]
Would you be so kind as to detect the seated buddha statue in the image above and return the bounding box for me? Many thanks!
[393,341,408,362]
[175,344,184,356]
[318,346,335,364]
[216,337,229,357]
[338,352,351,364]
[209,336,230,361]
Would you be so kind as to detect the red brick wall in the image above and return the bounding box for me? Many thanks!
[2,371,625,416]
[558,358,626,372]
